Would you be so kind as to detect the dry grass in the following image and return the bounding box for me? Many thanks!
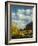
[10,23,33,38]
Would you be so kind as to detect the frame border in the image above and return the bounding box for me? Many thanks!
[5,1,37,45]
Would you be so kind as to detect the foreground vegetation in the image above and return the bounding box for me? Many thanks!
[10,23,33,38]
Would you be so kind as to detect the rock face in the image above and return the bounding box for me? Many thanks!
[20,22,33,31]
[25,22,33,30]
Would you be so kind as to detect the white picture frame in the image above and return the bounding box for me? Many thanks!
[5,1,37,45]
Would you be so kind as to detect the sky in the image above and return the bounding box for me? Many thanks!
[10,5,33,29]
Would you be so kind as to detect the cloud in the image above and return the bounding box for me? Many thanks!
[11,9,32,29]
[25,9,32,15]
[11,15,32,29]
[11,12,15,18]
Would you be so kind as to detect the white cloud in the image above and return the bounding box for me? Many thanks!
[26,9,32,15]
[17,9,25,14]
[11,12,16,19]
[12,12,16,16]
